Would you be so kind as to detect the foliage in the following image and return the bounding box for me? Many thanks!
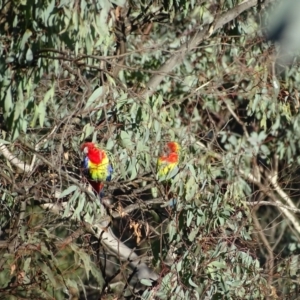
[1,0,300,299]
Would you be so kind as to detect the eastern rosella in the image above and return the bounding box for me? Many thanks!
[81,142,113,199]
[157,141,180,206]
[157,142,180,180]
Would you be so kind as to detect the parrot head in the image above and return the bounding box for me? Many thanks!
[158,141,180,165]
[80,142,105,164]
[166,142,180,154]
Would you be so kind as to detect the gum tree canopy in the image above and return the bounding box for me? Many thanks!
[1,0,299,299]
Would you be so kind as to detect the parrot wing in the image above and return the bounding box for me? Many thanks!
[157,160,179,181]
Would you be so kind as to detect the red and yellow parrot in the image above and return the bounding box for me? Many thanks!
[157,141,180,206]
[80,142,113,199]
[157,141,180,180]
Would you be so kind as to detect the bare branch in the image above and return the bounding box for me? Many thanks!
[252,212,274,287]
[266,155,297,209]
[247,201,300,213]
[0,144,32,173]
[223,99,250,139]
[0,125,58,173]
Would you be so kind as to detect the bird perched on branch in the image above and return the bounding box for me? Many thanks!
[80,142,113,199]
[157,142,180,180]
[157,141,181,206]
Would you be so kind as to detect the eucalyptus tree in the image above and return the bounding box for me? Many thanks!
[0,0,299,299]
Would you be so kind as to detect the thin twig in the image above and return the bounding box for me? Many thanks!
[252,212,274,289]
[223,98,249,139]
[246,201,300,213]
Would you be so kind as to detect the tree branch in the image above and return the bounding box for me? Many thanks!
[246,201,300,213]
[0,144,32,173]
[0,126,57,173]
[266,155,297,209]
[252,212,274,288]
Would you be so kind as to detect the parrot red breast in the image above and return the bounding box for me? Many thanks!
[80,142,113,198]
[157,142,180,206]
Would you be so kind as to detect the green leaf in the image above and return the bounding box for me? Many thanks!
[38,101,46,127]
[4,86,12,114]
[59,185,77,198]
[188,228,198,242]
[186,210,193,227]
[0,139,10,144]
[81,123,95,140]
[208,260,227,269]
[90,262,105,288]
[20,29,32,50]
[120,131,133,149]
[140,278,153,286]
[85,86,105,109]
[168,220,176,242]
[26,48,33,62]
[23,257,31,272]
[72,10,79,31]
[39,263,57,286]
[188,277,198,288]
[77,248,91,280]
[73,191,86,218]
[111,0,126,6]
[176,260,182,272]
